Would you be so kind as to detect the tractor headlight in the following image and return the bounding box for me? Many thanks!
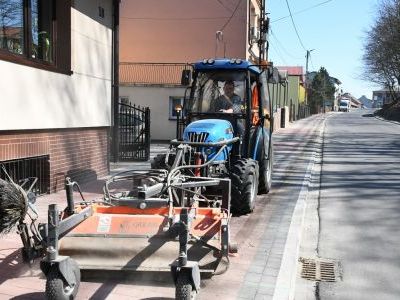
[203,58,215,64]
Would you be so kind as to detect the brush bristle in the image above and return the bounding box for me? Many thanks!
[0,179,27,234]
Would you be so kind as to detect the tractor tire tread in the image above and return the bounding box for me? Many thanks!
[258,147,273,194]
[151,154,168,170]
[229,158,259,215]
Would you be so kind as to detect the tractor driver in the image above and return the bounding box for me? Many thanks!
[210,81,242,113]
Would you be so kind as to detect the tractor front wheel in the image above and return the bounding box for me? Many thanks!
[229,158,259,215]
[151,154,176,170]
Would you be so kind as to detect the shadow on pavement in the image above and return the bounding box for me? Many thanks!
[141,297,175,300]
[0,249,38,285]
[10,292,44,300]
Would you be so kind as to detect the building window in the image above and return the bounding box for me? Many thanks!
[0,0,71,73]
[119,96,129,105]
[169,96,184,120]
[0,0,24,54]
[31,0,53,62]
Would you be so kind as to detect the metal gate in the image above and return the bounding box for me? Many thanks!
[116,101,150,161]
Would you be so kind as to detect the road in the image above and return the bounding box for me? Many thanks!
[0,114,326,299]
[307,110,400,299]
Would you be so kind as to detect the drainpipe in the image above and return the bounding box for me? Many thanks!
[112,0,120,163]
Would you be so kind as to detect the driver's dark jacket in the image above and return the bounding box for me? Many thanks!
[210,94,241,112]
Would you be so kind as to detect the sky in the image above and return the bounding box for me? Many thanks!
[267,0,380,99]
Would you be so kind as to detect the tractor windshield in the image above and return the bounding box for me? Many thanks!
[189,71,246,114]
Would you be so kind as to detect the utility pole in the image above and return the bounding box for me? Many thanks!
[305,49,314,75]
[258,0,269,65]
[305,49,314,105]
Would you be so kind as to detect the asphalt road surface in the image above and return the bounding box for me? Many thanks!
[317,110,400,299]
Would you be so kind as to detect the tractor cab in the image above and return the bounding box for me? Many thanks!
[182,58,273,159]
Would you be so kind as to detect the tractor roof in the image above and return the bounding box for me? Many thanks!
[194,59,261,74]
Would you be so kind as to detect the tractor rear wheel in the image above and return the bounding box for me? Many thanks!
[258,144,273,194]
[229,158,259,215]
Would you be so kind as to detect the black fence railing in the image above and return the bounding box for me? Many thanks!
[0,155,50,195]
[298,104,311,119]
[117,102,150,161]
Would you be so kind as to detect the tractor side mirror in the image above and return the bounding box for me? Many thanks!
[181,69,192,86]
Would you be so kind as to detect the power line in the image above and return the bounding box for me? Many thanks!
[270,43,288,65]
[271,0,334,23]
[270,29,302,60]
[284,0,307,51]
[214,0,233,12]
[219,0,242,31]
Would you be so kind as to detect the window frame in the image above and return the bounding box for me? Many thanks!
[0,0,71,75]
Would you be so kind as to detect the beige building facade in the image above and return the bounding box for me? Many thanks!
[0,0,117,192]
[119,0,263,140]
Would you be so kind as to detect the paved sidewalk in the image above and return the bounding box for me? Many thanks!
[0,115,326,300]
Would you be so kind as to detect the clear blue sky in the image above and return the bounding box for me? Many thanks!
[267,0,380,99]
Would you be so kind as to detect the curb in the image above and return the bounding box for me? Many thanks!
[272,116,326,300]
[374,115,400,125]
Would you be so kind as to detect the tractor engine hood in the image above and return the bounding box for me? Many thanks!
[183,119,234,162]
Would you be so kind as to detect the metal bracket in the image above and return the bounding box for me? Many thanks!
[41,256,78,287]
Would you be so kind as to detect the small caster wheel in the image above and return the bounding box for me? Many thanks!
[45,259,80,300]
[175,272,197,300]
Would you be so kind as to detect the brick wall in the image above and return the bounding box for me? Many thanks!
[0,127,109,192]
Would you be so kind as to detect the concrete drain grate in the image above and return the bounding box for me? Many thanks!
[300,257,337,282]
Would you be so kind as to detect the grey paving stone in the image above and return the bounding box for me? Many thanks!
[262,267,280,277]
[254,293,273,300]
[237,283,258,299]
[247,265,265,274]
[243,272,263,284]
[266,260,282,270]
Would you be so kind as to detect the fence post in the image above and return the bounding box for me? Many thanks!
[145,107,151,160]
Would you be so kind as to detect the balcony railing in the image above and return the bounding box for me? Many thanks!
[119,62,192,86]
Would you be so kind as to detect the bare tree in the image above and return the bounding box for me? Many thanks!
[363,0,400,103]
[0,0,23,52]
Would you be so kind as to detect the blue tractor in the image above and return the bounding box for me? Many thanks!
[152,58,274,215]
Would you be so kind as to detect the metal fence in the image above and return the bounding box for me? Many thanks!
[117,101,150,161]
[0,155,50,195]
[119,62,192,86]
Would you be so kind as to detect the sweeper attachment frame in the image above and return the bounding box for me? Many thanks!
[1,144,234,299]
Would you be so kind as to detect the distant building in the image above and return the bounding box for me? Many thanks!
[372,89,400,108]
[341,93,362,108]
[276,66,305,120]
